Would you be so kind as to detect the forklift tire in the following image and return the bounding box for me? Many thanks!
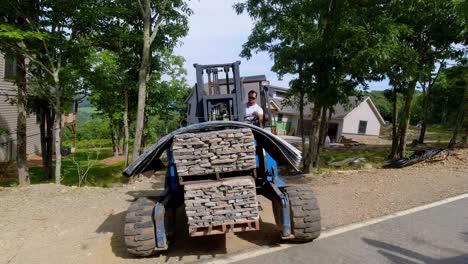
[124,197,158,257]
[285,186,321,242]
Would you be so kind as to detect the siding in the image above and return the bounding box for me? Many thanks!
[341,100,381,136]
[0,53,42,161]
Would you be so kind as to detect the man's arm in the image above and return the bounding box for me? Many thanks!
[257,105,264,128]
[258,112,263,127]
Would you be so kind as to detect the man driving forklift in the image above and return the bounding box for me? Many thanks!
[244,90,264,127]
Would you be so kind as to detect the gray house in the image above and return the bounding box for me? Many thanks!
[0,53,41,161]
[268,85,385,141]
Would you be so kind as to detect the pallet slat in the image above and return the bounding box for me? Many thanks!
[188,217,260,237]
[178,168,256,185]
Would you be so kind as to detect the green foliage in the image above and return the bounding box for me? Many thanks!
[0,127,9,136]
[0,148,126,187]
[145,52,191,139]
[418,63,467,126]
[0,24,47,41]
[235,0,392,107]
[366,90,404,121]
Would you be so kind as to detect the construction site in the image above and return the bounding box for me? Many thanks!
[1,0,467,263]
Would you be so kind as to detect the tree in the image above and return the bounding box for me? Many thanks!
[443,62,467,148]
[28,90,55,180]
[390,0,464,158]
[131,0,191,161]
[0,0,44,185]
[1,0,93,184]
[236,0,399,172]
[145,52,190,140]
[417,62,445,143]
[81,50,137,158]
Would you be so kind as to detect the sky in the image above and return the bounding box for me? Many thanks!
[174,0,389,91]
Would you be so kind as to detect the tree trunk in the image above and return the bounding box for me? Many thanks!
[111,123,119,157]
[45,107,54,180]
[39,104,54,181]
[299,93,305,156]
[15,52,30,186]
[303,98,322,174]
[448,82,467,149]
[314,106,329,167]
[132,13,152,161]
[297,61,306,156]
[141,110,149,150]
[390,87,399,159]
[123,89,130,166]
[418,83,429,144]
[39,110,46,177]
[462,126,467,147]
[397,79,417,158]
[53,74,62,184]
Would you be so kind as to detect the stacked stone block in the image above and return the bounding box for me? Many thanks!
[172,128,256,176]
[184,177,259,227]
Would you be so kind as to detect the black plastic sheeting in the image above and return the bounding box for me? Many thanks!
[123,121,303,177]
[382,148,451,169]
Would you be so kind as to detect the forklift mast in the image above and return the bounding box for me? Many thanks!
[187,61,272,125]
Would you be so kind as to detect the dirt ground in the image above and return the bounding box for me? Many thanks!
[0,149,467,264]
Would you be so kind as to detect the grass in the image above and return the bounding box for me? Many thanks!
[63,138,113,149]
[381,125,453,142]
[320,145,390,170]
[0,147,127,187]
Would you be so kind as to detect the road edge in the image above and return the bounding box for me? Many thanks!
[201,192,468,264]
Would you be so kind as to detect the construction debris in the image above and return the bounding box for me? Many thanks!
[383,148,451,169]
[184,177,259,233]
[328,157,368,167]
[340,136,365,147]
[173,129,256,176]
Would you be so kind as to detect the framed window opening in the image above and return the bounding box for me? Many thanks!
[4,54,17,80]
[358,120,367,134]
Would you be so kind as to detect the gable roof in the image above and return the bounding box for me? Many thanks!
[270,95,385,125]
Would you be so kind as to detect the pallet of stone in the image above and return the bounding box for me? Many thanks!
[184,177,260,237]
[172,128,256,179]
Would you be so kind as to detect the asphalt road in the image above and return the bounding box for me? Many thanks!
[234,197,468,264]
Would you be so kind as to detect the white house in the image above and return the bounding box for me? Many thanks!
[0,53,42,161]
[268,85,385,141]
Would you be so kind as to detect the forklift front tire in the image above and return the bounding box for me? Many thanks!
[124,197,159,257]
[285,186,321,242]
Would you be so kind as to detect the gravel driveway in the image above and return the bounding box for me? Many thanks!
[0,149,467,264]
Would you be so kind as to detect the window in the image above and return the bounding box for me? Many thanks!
[358,120,367,134]
[275,91,286,98]
[277,114,283,122]
[4,54,16,80]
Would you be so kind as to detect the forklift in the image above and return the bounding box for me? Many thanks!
[123,61,321,256]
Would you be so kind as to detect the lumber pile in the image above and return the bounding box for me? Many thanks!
[172,128,256,176]
[184,177,259,228]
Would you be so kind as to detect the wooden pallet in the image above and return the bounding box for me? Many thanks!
[188,217,260,237]
[178,168,257,185]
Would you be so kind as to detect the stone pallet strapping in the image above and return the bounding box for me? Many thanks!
[184,177,259,227]
[172,128,256,176]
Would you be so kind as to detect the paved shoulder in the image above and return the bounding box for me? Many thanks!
[234,197,468,264]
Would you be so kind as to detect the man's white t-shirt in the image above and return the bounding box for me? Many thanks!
[245,103,263,124]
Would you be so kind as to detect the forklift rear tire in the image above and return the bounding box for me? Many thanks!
[285,186,321,242]
[124,197,158,257]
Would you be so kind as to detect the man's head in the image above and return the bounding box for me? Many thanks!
[248,90,257,105]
